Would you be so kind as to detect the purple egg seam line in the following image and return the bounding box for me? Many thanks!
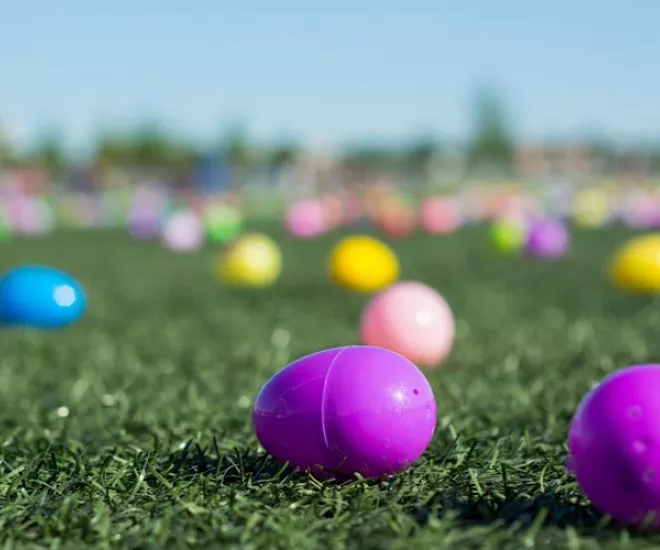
[319,346,349,454]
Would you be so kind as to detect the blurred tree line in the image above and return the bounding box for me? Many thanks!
[2,89,659,178]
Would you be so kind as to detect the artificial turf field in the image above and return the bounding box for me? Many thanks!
[1,226,659,549]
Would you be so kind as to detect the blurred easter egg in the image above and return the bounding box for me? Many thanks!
[285,199,326,239]
[128,203,162,239]
[573,189,612,228]
[12,197,55,236]
[0,265,86,329]
[610,234,660,293]
[360,281,455,368]
[162,210,204,253]
[376,202,416,238]
[216,233,282,287]
[420,197,461,235]
[524,218,570,259]
[491,218,527,255]
[329,235,399,293]
[204,204,243,243]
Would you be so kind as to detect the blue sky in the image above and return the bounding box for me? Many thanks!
[1,1,659,154]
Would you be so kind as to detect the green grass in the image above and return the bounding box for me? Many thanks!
[1,226,659,549]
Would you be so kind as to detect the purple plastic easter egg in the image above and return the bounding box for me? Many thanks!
[253,345,436,479]
[128,204,161,239]
[524,218,569,259]
[568,364,660,527]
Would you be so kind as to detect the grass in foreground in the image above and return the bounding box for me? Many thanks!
[0,227,659,549]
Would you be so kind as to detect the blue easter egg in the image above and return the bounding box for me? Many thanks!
[0,265,87,329]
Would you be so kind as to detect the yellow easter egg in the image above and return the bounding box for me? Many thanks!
[328,235,399,292]
[573,190,611,228]
[610,234,660,293]
[216,233,282,287]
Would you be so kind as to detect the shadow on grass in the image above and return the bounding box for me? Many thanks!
[161,437,364,485]
[407,488,660,540]
[410,488,604,530]
[165,445,595,527]
[160,439,302,485]
[156,442,653,538]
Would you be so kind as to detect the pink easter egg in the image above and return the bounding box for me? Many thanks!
[12,197,54,236]
[162,211,204,252]
[360,281,455,368]
[285,199,326,239]
[420,197,461,235]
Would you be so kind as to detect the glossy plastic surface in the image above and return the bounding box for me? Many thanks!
[524,218,570,259]
[253,345,436,479]
[328,236,399,293]
[491,220,526,254]
[128,205,161,239]
[420,198,461,235]
[610,234,660,293]
[568,364,660,526]
[360,282,454,368]
[0,265,87,329]
[162,211,204,252]
[204,204,243,243]
[217,233,282,287]
[285,200,326,239]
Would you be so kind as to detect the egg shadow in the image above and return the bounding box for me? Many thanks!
[152,442,657,539]
[406,487,660,539]
[159,440,305,485]
[409,488,602,529]
[156,444,660,542]
[158,439,358,486]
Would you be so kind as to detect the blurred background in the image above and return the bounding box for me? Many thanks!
[1,1,660,234]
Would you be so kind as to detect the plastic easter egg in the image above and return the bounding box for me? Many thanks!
[376,202,416,238]
[0,265,87,329]
[128,203,162,239]
[253,345,436,479]
[420,197,461,235]
[491,219,527,255]
[610,234,660,293]
[524,218,570,259]
[204,204,243,243]
[573,189,612,228]
[285,199,326,239]
[360,282,454,368]
[13,197,55,236]
[620,193,655,229]
[162,210,204,253]
[328,235,399,293]
[568,364,660,527]
[216,233,282,287]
